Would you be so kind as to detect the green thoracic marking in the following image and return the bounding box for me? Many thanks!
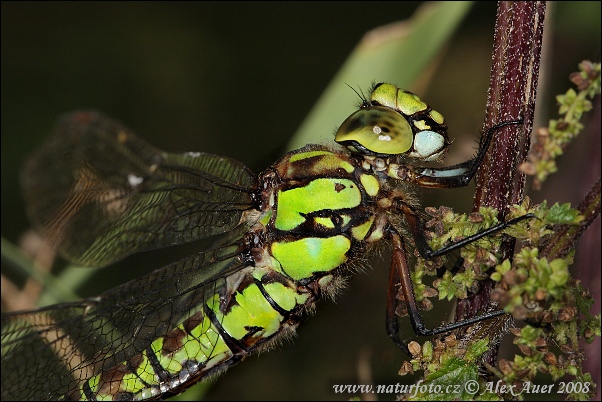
[274,178,361,231]
[287,150,355,175]
[288,150,331,163]
[359,174,380,197]
[340,214,352,227]
[314,216,336,229]
[259,209,273,226]
[351,216,375,241]
[271,236,351,280]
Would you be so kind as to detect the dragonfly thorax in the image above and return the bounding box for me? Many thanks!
[256,145,385,285]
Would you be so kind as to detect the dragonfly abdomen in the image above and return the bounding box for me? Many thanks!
[78,268,314,400]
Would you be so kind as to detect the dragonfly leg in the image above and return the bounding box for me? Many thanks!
[386,230,507,355]
[394,199,534,259]
[385,232,418,355]
[436,256,464,278]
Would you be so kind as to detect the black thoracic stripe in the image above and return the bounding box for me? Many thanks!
[202,302,246,354]
[145,346,170,383]
[82,380,97,401]
[254,279,290,317]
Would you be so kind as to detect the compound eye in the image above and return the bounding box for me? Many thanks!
[335,106,413,155]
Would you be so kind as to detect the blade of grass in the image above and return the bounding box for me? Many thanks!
[1,237,81,306]
[287,1,474,151]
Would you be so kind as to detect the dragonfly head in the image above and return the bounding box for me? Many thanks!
[335,83,449,162]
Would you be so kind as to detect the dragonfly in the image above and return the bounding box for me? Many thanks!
[1,83,525,400]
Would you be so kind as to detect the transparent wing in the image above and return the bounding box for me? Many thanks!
[1,241,248,400]
[22,110,256,267]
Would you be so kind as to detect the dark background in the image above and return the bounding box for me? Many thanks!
[2,2,600,400]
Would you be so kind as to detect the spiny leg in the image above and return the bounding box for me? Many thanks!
[394,199,534,260]
[386,235,412,355]
[386,230,507,354]
[385,195,532,351]
[436,254,464,278]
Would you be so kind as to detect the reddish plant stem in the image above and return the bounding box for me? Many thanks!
[455,1,546,362]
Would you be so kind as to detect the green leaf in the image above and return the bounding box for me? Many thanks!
[545,202,583,224]
[409,357,479,400]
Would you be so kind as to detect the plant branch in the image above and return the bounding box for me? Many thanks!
[475,1,545,211]
[455,0,546,356]
[541,178,601,260]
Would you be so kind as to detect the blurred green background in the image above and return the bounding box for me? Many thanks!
[1,2,600,400]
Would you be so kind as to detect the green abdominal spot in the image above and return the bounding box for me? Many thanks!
[271,236,351,281]
[218,284,284,340]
